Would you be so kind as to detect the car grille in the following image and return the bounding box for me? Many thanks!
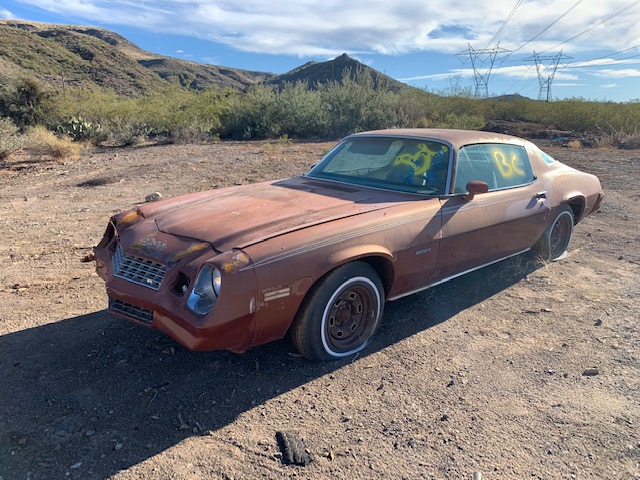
[113,244,166,290]
[109,297,153,325]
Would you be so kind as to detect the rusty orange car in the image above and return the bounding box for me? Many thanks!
[90,129,603,361]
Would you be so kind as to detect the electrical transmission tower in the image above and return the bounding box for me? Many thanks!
[456,43,511,98]
[522,51,572,102]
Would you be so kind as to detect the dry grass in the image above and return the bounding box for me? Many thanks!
[25,126,84,161]
[597,124,640,149]
[0,117,24,161]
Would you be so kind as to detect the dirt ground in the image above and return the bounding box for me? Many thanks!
[0,138,638,480]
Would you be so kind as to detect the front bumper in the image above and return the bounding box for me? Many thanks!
[93,215,258,352]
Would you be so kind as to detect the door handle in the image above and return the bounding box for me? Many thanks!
[535,191,547,200]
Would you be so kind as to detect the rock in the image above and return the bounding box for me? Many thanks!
[594,319,602,326]
[582,368,600,377]
[473,472,483,480]
[275,431,312,466]
[145,192,162,202]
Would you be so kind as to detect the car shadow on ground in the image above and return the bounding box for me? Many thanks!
[0,253,540,479]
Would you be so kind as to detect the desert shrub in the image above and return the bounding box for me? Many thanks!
[134,87,223,141]
[435,113,485,130]
[0,117,25,160]
[394,90,436,128]
[220,85,280,139]
[56,115,105,144]
[317,67,398,137]
[26,125,81,160]
[102,115,150,146]
[268,82,329,138]
[0,78,57,129]
[54,86,224,143]
[168,122,214,144]
[596,125,640,149]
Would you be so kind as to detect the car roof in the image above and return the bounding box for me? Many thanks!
[350,128,533,150]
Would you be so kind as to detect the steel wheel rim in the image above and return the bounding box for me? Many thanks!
[325,282,377,353]
[550,212,572,258]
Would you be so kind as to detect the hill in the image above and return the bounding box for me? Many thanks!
[0,21,412,97]
[265,53,409,91]
[0,20,275,95]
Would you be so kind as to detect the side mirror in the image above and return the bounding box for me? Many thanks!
[463,180,489,201]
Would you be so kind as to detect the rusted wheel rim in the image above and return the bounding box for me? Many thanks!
[550,213,572,258]
[325,283,376,353]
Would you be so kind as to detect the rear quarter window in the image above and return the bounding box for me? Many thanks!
[539,149,558,165]
[455,143,534,192]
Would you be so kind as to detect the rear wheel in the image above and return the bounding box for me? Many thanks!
[535,205,574,261]
[291,262,384,362]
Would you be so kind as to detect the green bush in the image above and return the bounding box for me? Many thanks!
[57,115,104,143]
[0,78,56,129]
[317,67,398,137]
[435,113,485,130]
[102,116,151,146]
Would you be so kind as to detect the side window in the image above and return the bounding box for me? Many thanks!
[454,144,534,192]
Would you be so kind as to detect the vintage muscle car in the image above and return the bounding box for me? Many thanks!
[90,129,603,361]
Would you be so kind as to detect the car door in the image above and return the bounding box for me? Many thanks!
[436,142,549,280]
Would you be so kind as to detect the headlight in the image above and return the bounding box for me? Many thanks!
[187,264,221,315]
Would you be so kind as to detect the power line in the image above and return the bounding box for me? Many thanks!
[503,45,639,95]
[503,64,535,94]
[509,0,585,55]
[539,0,640,54]
[563,50,640,69]
[501,2,638,94]
[486,0,524,48]
[591,44,640,61]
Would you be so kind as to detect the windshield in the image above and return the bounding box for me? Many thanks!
[306,136,451,195]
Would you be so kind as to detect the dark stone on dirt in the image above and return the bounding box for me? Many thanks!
[275,431,312,466]
[582,368,600,377]
[76,176,119,187]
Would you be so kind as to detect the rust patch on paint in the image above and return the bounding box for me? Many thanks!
[131,234,168,255]
[118,210,139,225]
[221,252,250,273]
[170,242,209,264]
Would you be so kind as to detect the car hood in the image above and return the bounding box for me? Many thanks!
[138,176,413,251]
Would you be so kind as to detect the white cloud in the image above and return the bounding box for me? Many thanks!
[16,0,640,57]
[600,83,618,88]
[569,57,639,68]
[0,7,16,19]
[593,68,640,78]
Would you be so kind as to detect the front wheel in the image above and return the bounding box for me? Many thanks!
[291,262,384,362]
[535,205,574,261]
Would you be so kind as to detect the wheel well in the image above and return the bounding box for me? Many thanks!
[567,198,585,223]
[359,256,395,298]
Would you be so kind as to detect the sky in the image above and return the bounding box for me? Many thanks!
[1,0,639,102]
